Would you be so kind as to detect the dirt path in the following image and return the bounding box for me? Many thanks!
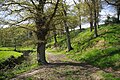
[11,52,107,80]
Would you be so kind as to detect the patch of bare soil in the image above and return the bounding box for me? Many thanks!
[10,52,117,80]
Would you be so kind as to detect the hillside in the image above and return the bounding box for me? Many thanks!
[47,24,120,70]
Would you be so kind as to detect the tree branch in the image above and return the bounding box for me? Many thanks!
[46,0,60,27]
[73,0,80,10]
[18,25,36,33]
[30,0,38,9]
[104,0,120,6]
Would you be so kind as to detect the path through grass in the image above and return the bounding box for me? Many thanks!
[11,52,120,80]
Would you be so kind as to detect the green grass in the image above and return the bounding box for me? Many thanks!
[102,72,120,80]
[0,47,36,51]
[0,47,15,51]
[0,52,38,80]
[68,24,120,69]
[49,24,120,69]
[0,51,22,63]
[0,46,38,79]
[47,24,120,79]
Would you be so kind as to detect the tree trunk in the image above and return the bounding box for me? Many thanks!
[79,16,82,32]
[62,3,73,51]
[90,10,93,32]
[117,6,120,22]
[53,30,57,47]
[37,42,48,65]
[87,1,93,32]
[14,39,17,51]
[93,0,98,37]
[64,22,73,51]
[36,29,48,65]
[90,22,93,32]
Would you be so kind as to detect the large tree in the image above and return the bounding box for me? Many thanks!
[0,0,60,64]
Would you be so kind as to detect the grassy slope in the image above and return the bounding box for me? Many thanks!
[47,24,120,79]
[52,24,120,69]
[68,24,120,69]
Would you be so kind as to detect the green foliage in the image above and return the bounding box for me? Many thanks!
[102,73,120,80]
[0,51,22,63]
[0,27,35,47]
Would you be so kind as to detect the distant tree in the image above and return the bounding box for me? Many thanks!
[84,0,94,32]
[73,0,82,32]
[105,0,120,22]
[62,1,73,51]
[91,0,100,37]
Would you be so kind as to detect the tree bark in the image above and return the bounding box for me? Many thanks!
[90,11,93,32]
[90,22,93,31]
[53,30,57,47]
[93,0,98,37]
[79,16,82,32]
[62,2,73,51]
[37,42,48,65]
[36,30,48,65]
[64,21,73,51]
[117,6,120,22]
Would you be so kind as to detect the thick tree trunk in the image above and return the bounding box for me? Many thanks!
[37,42,48,65]
[36,29,48,65]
